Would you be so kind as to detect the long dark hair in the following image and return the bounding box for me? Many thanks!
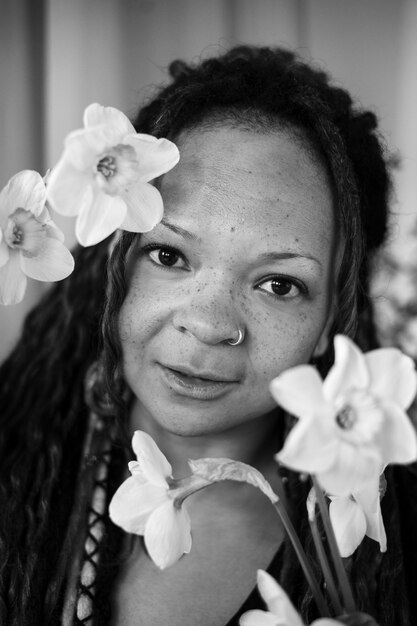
[1,45,410,625]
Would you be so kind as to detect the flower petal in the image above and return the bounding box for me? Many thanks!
[131,431,173,487]
[144,501,191,569]
[0,238,9,268]
[128,460,147,477]
[64,126,124,170]
[239,609,281,626]
[256,570,304,624]
[125,134,180,182]
[44,218,65,242]
[47,159,93,217]
[317,444,380,497]
[377,401,417,465]
[0,170,46,222]
[108,476,168,534]
[276,416,337,475]
[20,237,74,282]
[189,457,277,503]
[329,497,367,557]
[75,190,127,246]
[121,181,164,233]
[353,472,386,551]
[36,202,64,241]
[83,102,135,135]
[323,335,369,403]
[366,348,417,410]
[270,365,328,420]
[0,252,27,305]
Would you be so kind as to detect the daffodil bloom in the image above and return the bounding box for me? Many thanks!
[46,103,180,246]
[329,468,386,557]
[109,431,205,569]
[239,570,342,626]
[109,431,278,569]
[270,335,417,496]
[0,170,74,305]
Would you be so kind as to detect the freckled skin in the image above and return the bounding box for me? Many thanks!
[119,126,337,437]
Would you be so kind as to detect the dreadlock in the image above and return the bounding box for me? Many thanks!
[0,241,110,623]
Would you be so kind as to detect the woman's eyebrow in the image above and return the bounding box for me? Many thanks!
[159,219,200,241]
[160,220,322,267]
[257,251,323,268]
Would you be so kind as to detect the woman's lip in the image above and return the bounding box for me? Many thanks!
[157,364,238,400]
[161,363,239,383]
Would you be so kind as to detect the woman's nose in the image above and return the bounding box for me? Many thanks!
[172,281,244,346]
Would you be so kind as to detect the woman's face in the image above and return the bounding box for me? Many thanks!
[119,125,337,436]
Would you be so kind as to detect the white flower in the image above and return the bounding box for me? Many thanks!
[109,431,278,569]
[46,103,180,246]
[109,431,210,569]
[240,570,342,626]
[0,170,74,305]
[329,469,386,557]
[270,335,417,496]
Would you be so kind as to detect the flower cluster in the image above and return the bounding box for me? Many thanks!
[0,103,179,304]
[270,334,417,556]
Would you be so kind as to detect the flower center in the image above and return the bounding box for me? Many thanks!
[97,155,117,178]
[95,144,139,194]
[8,223,24,246]
[4,208,47,257]
[335,404,357,430]
[334,388,384,444]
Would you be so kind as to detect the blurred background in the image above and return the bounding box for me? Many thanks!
[1,0,417,363]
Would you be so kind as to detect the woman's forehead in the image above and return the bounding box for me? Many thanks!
[160,127,333,229]
[155,126,336,268]
[163,125,331,199]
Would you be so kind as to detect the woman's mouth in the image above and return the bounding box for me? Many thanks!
[158,364,239,400]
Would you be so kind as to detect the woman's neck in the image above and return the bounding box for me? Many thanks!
[128,399,282,477]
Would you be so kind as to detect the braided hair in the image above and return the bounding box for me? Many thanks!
[1,46,407,625]
[0,242,110,624]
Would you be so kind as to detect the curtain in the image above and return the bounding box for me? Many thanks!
[1,0,416,362]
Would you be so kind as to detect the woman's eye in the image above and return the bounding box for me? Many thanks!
[148,247,187,268]
[256,276,304,299]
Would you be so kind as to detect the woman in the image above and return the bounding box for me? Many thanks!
[0,46,415,625]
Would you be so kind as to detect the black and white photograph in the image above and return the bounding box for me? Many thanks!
[1,1,417,624]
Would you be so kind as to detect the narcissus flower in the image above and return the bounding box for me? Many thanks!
[0,170,74,305]
[46,103,180,246]
[109,431,278,569]
[109,431,205,569]
[271,335,417,496]
[329,469,386,557]
[239,570,342,626]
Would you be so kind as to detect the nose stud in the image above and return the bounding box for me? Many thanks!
[227,329,245,346]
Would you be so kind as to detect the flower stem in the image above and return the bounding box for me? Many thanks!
[274,467,291,516]
[272,499,330,617]
[309,515,343,616]
[311,476,357,613]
